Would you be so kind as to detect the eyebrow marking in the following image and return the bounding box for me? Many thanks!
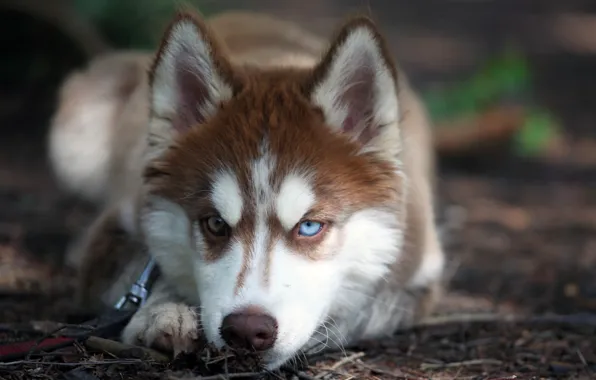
[210,170,243,226]
[276,173,316,231]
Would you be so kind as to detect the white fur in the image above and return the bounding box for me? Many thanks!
[409,220,445,288]
[275,174,316,230]
[141,197,199,303]
[210,170,243,226]
[311,26,398,144]
[410,248,445,288]
[251,144,275,203]
[48,92,113,203]
[139,19,412,370]
[121,281,200,356]
[141,144,404,369]
[195,150,279,349]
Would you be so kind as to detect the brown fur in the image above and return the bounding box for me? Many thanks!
[145,70,403,261]
[51,9,442,329]
[76,205,144,310]
[141,12,408,291]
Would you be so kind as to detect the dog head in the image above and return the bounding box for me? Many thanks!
[140,11,406,369]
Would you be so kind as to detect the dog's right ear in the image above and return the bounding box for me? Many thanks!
[308,17,400,154]
[147,12,235,158]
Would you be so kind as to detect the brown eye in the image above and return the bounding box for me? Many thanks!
[202,216,230,238]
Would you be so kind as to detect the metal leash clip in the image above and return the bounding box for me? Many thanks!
[114,258,158,310]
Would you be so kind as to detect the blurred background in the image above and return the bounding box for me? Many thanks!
[0,0,595,322]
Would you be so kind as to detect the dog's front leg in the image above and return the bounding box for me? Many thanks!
[121,279,201,356]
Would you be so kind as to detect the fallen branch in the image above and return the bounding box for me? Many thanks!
[412,312,596,329]
[169,372,266,380]
[84,336,169,363]
[420,358,503,370]
[434,105,525,155]
[351,358,419,380]
[314,352,366,379]
[0,358,144,367]
[413,313,516,327]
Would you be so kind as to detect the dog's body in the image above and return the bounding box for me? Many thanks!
[48,10,445,369]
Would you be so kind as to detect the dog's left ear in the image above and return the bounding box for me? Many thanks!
[146,11,236,161]
[309,17,399,150]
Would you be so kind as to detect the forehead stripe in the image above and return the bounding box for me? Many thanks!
[210,170,243,226]
[276,174,316,230]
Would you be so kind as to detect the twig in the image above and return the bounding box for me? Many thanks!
[413,313,516,328]
[577,348,593,378]
[352,359,415,379]
[280,365,317,380]
[420,359,503,370]
[577,348,588,366]
[84,336,169,363]
[328,352,366,371]
[314,352,365,379]
[30,321,95,334]
[526,313,596,326]
[412,312,596,329]
[0,359,144,367]
[205,353,235,365]
[223,347,230,378]
[170,372,265,380]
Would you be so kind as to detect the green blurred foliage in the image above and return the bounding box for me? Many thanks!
[422,46,560,156]
[514,110,560,156]
[423,47,531,124]
[73,0,219,49]
[23,1,561,158]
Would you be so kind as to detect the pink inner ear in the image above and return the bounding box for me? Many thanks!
[336,61,378,145]
[172,48,212,132]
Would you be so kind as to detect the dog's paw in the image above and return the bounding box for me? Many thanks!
[121,302,200,356]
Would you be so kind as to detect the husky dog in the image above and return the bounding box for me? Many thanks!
[48,10,445,370]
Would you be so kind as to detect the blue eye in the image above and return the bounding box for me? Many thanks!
[298,220,323,237]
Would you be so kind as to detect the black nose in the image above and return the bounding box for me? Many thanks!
[220,308,278,351]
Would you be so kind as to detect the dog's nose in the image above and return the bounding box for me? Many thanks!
[220,308,278,351]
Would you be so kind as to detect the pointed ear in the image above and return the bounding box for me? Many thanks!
[147,12,234,155]
[309,17,399,151]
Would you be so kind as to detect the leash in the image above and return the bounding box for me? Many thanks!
[0,258,159,361]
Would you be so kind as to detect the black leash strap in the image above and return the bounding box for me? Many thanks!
[0,258,159,361]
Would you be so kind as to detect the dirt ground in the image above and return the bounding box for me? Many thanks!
[1,1,596,379]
